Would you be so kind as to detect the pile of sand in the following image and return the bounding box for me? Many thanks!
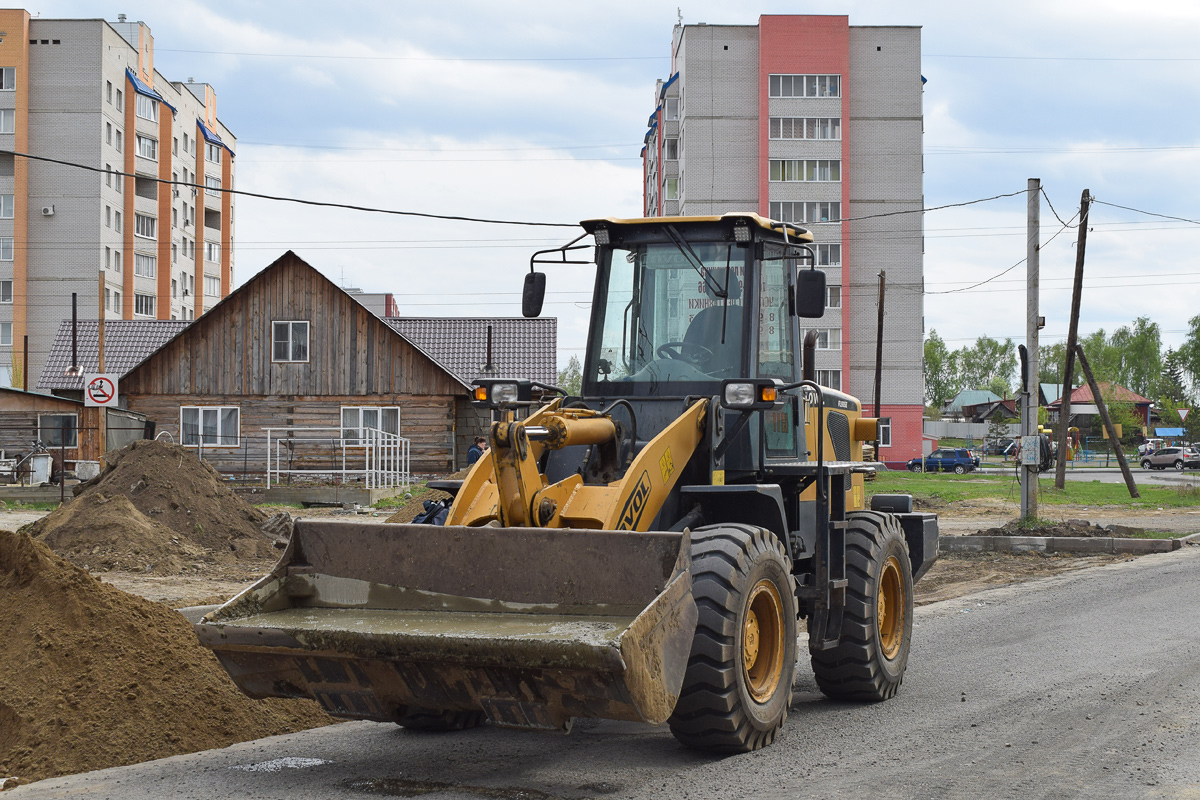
[0,530,333,785]
[24,440,274,574]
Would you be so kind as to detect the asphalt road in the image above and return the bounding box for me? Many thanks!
[980,464,1200,486]
[14,546,1200,800]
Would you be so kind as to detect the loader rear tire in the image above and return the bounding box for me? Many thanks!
[395,709,485,732]
[668,524,796,753]
[811,511,913,701]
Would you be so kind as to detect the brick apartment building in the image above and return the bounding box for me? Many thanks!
[642,15,925,464]
[0,10,234,387]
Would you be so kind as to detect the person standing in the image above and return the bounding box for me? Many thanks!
[467,436,487,465]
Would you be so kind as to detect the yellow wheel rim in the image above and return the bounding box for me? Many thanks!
[878,556,905,660]
[742,579,785,702]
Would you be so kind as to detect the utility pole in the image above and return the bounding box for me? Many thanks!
[1076,344,1138,498]
[1054,189,1090,490]
[97,269,107,464]
[1021,179,1040,521]
[873,270,886,458]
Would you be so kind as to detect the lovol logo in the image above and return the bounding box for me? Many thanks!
[616,471,653,530]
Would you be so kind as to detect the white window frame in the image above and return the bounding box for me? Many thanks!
[341,406,401,445]
[134,213,156,240]
[205,241,220,263]
[878,417,892,448]
[768,117,841,140]
[134,93,158,122]
[0,237,12,261]
[203,274,221,297]
[803,328,841,350]
[206,142,222,164]
[0,321,10,346]
[134,252,156,278]
[39,414,78,449]
[0,193,11,219]
[664,96,679,121]
[0,108,14,134]
[826,285,841,310]
[134,292,155,317]
[665,177,679,200]
[115,88,123,111]
[0,279,11,303]
[664,137,679,160]
[205,174,221,191]
[0,68,14,91]
[816,369,841,391]
[272,320,309,363]
[115,128,123,153]
[180,406,240,448]
[769,159,840,182]
[768,74,841,98]
[816,244,841,266]
[136,134,157,161]
[769,201,842,225]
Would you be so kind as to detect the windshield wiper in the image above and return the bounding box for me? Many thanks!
[664,224,727,298]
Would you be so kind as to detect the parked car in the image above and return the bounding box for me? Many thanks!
[984,438,1015,456]
[1140,447,1200,471]
[907,448,979,474]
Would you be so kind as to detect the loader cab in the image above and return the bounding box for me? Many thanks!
[579,214,824,398]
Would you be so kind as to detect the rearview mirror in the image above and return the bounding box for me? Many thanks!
[522,271,546,318]
[794,268,826,318]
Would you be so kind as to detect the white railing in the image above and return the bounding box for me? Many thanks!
[264,427,410,490]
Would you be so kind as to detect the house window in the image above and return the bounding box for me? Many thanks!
[40,414,78,448]
[113,249,121,271]
[0,109,13,134]
[180,406,240,447]
[272,320,309,362]
[105,163,112,188]
[171,242,177,263]
[136,135,157,160]
[115,88,123,111]
[114,210,122,232]
[802,328,841,350]
[205,241,220,262]
[205,175,221,190]
[0,280,10,302]
[134,253,156,278]
[134,213,156,239]
[106,80,112,103]
[768,117,841,140]
[206,142,222,163]
[135,94,158,122]
[816,369,842,391]
[768,159,840,182]
[770,202,842,224]
[665,96,679,120]
[0,68,14,91]
[204,275,221,296]
[171,278,177,298]
[768,74,840,98]
[115,129,123,152]
[816,244,841,266]
[665,177,679,200]
[826,285,841,309]
[111,289,121,310]
[341,406,400,444]
[134,292,155,316]
[0,322,9,346]
[664,137,679,160]
[0,194,11,219]
[0,238,12,261]
[878,417,892,448]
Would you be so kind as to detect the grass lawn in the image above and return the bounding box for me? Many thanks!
[869,470,1200,509]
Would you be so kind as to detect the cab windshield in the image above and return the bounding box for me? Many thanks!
[588,240,748,392]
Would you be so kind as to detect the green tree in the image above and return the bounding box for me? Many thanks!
[923,330,959,410]
[556,355,582,396]
[957,336,1017,397]
[1109,317,1162,398]
[1038,341,1068,386]
[1177,315,1200,395]
[1160,348,1189,406]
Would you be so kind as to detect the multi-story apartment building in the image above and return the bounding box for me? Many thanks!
[643,15,925,464]
[0,11,234,387]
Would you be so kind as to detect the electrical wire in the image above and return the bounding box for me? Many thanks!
[1040,188,1074,228]
[925,211,1079,296]
[156,49,668,63]
[1091,200,1200,228]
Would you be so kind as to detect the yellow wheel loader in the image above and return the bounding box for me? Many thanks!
[196,213,938,753]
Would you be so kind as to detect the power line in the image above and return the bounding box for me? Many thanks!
[925,211,1079,295]
[156,48,667,63]
[1091,199,1200,227]
[925,53,1200,62]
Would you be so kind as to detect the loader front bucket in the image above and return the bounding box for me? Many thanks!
[195,520,697,731]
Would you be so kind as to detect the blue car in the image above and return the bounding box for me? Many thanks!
[907,448,979,474]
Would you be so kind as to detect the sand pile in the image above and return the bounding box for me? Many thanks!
[0,530,333,785]
[24,440,274,574]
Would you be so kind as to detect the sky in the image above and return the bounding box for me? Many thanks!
[33,0,1200,373]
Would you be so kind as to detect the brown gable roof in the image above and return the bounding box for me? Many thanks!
[1047,381,1152,407]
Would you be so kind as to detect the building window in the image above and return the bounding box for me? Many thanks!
[802,328,841,350]
[105,122,112,145]
[135,94,158,122]
[665,96,679,120]
[115,88,123,111]
[769,159,840,182]
[341,406,400,444]
[0,194,11,219]
[205,175,221,191]
[115,129,123,152]
[769,117,841,140]
[106,80,112,103]
[0,280,10,303]
[112,289,121,310]
[40,414,78,448]
[180,406,240,447]
[171,243,177,263]
[0,68,14,91]
[205,241,220,262]
[816,243,841,266]
[0,321,10,346]
[664,137,679,160]
[136,135,157,160]
[0,109,14,134]
[134,213,156,240]
[113,249,121,270]
[768,74,840,98]
[878,417,892,447]
[134,292,155,317]
[134,253,156,278]
[206,142,222,164]
[272,320,309,363]
[114,210,122,232]
[665,177,679,200]
[0,238,12,261]
[826,285,841,310]
[816,369,842,391]
[204,275,221,296]
[769,201,842,225]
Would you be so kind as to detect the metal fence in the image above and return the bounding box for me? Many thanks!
[264,427,411,490]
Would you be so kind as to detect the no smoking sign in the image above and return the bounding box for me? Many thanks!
[83,373,119,407]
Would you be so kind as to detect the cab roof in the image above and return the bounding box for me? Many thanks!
[580,212,814,244]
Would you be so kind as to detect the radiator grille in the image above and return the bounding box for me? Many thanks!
[827,411,851,461]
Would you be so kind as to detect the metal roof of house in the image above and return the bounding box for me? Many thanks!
[385,317,557,387]
[1039,383,1062,404]
[945,389,1002,413]
[37,320,192,391]
[1048,381,1152,407]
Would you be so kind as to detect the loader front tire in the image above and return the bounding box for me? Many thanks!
[395,709,485,732]
[811,511,913,701]
[668,524,796,753]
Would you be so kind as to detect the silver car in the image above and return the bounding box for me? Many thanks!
[1140,447,1200,471]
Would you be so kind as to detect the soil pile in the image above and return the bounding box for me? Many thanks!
[0,530,333,785]
[384,470,468,524]
[24,440,274,574]
[974,518,1145,538]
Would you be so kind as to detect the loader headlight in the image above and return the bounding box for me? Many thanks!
[472,379,532,408]
[491,382,520,405]
[721,379,783,410]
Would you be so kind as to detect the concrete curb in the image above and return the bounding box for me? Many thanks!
[940,535,1188,555]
